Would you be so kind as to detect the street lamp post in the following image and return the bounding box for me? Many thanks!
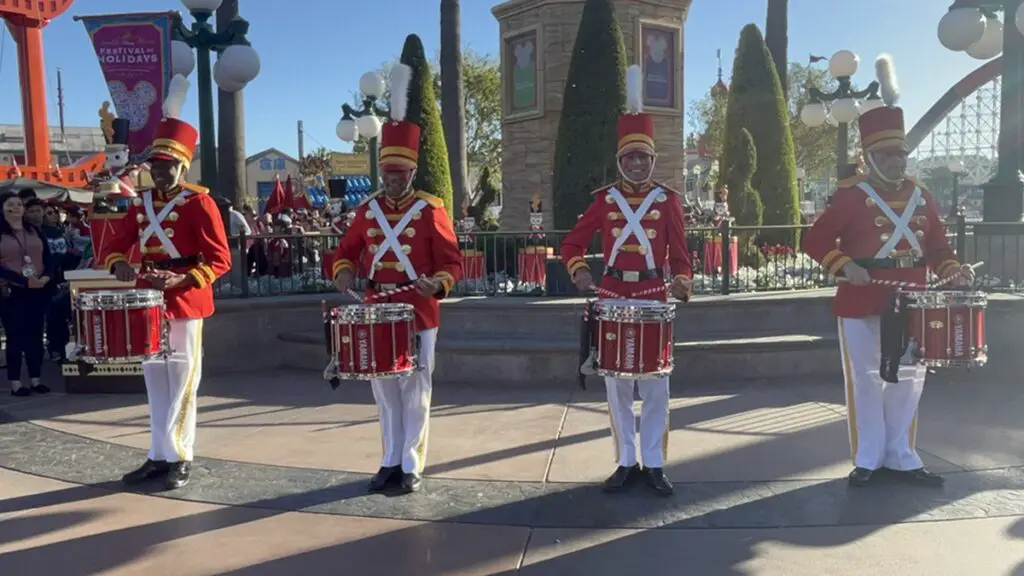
[171,0,260,194]
[948,158,967,218]
[938,1,1024,222]
[337,71,388,190]
[798,50,882,179]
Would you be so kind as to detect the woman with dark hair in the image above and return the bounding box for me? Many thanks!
[0,191,55,396]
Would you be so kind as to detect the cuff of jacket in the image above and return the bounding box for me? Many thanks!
[936,259,960,278]
[821,249,852,277]
[566,256,589,276]
[432,271,455,299]
[190,264,217,287]
[332,258,355,279]
[104,252,128,272]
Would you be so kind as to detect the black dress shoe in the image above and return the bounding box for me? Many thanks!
[367,466,402,493]
[400,473,422,494]
[121,460,169,485]
[30,384,50,395]
[10,386,30,397]
[847,467,874,487]
[602,465,640,493]
[897,467,945,487]
[165,461,191,490]
[644,467,674,496]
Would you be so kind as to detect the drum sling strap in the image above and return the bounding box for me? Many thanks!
[879,293,910,384]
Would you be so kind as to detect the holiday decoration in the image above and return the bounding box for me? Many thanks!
[519,194,553,287]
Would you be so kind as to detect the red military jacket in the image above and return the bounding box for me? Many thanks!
[331,189,462,331]
[104,183,232,320]
[560,180,693,301]
[803,175,960,318]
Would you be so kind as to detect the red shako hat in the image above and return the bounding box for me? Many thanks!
[617,64,655,156]
[147,74,198,166]
[379,63,420,170]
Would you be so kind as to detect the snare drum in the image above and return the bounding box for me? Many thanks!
[900,290,988,368]
[74,289,168,364]
[594,299,675,379]
[328,303,418,380]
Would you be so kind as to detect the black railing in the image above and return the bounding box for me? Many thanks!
[212,217,1021,299]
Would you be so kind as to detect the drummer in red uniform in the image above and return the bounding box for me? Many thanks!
[560,64,693,496]
[803,55,974,488]
[105,74,232,490]
[332,63,462,495]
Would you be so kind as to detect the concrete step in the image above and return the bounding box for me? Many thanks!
[278,330,841,389]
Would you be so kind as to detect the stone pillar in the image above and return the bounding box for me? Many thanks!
[492,0,691,230]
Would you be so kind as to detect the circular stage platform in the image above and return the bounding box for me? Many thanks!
[3,369,1024,574]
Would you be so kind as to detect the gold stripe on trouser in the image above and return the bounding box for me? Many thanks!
[909,401,919,448]
[662,398,670,462]
[837,318,859,463]
[173,319,203,461]
[412,388,432,474]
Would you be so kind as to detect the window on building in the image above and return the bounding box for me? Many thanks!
[259,158,272,170]
[274,158,286,170]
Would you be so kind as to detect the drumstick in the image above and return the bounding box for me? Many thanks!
[347,288,362,301]
[366,282,419,302]
[835,261,985,290]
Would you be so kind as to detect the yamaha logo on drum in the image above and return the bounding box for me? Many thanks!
[953,314,965,358]
[624,327,637,369]
[357,329,370,370]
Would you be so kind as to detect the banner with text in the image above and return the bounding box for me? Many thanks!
[80,12,174,160]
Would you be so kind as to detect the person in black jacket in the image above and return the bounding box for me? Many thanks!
[0,191,56,395]
[25,199,80,360]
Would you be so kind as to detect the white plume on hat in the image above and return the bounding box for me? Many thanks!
[389,63,413,122]
[626,64,643,114]
[875,54,900,107]
[163,74,190,119]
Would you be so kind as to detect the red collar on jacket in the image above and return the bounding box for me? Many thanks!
[381,189,416,211]
[616,179,654,195]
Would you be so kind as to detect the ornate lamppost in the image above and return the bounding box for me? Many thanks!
[336,71,388,190]
[948,158,967,218]
[938,1,1024,222]
[799,50,882,179]
[171,0,260,192]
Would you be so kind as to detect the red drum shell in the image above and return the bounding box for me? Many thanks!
[902,290,987,368]
[75,289,166,362]
[593,299,675,379]
[330,303,417,379]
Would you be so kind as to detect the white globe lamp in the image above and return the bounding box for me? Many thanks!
[337,118,358,142]
[948,158,966,174]
[357,115,383,140]
[171,40,195,77]
[359,71,387,100]
[938,7,987,51]
[181,0,223,14]
[213,59,246,92]
[800,102,827,127]
[218,44,260,85]
[830,97,859,124]
[829,50,859,78]
[966,16,1003,59]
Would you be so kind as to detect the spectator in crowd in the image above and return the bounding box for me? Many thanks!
[0,191,55,396]
[37,202,79,360]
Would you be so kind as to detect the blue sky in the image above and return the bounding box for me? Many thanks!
[0,0,985,158]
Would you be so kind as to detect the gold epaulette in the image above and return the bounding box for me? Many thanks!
[357,191,382,207]
[837,173,868,189]
[906,175,930,192]
[653,181,680,196]
[590,183,615,196]
[182,182,210,195]
[414,190,445,209]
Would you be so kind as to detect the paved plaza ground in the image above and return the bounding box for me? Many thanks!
[2,368,1024,574]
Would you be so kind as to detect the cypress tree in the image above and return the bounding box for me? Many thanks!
[400,34,454,218]
[720,24,800,245]
[551,0,626,230]
[725,128,763,226]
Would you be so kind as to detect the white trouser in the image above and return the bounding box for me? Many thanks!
[371,328,437,474]
[144,318,204,463]
[838,317,925,471]
[605,376,671,468]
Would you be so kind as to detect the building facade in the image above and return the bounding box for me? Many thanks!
[187,147,301,209]
[492,0,691,230]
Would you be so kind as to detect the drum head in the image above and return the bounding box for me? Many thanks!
[595,298,675,321]
[333,303,415,323]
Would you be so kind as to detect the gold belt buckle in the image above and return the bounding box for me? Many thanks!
[378,283,397,291]
[622,271,640,282]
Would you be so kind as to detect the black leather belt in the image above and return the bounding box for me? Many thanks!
[604,267,664,282]
[854,258,926,270]
[368,279,415,292]
[142,255,202,270]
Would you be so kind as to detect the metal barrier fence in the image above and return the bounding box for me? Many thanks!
[212,216,1016,299]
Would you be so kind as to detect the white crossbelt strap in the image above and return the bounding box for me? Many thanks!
[607,186,660,269]
[368,198,425,282]
[141,190,191,259]
[856,182,923,258]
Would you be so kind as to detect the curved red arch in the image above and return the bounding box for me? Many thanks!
[907,57,1002,153]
